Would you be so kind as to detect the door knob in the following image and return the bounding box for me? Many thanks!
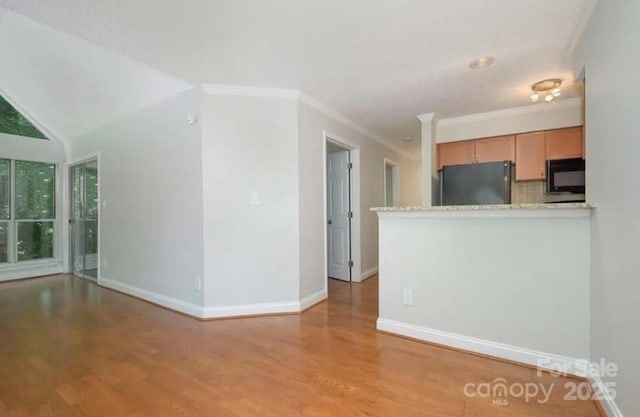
[327,219,332,225]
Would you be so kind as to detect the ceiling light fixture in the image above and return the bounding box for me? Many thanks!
[469,57,495,70]
[530,78,562,103]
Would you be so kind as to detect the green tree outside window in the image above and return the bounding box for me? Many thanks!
[0,95,47,140]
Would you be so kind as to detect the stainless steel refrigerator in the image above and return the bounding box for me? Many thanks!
[440,161,512,205]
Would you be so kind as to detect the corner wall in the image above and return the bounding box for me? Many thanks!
[201,94,300,312]
[62,85,418,318]
[574,1,640,415]
[70,88,205,308]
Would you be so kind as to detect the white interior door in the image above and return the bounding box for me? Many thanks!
[327,150,351,281]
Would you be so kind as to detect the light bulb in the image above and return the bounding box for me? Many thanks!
[545,93,554,102]
[552,88,561,97]
[530,92,539,102]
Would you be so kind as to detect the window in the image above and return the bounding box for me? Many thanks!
[0,159,57,264]
[0,95,48,140]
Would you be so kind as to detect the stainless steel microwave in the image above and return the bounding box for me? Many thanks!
[546,158,585,193]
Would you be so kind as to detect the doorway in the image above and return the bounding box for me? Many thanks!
[326,139,352,291]
[384,159,400,207]
[69,159,99,280]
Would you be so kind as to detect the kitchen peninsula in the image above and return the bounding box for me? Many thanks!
[373,202,594,370]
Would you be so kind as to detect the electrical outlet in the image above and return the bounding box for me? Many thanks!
[194,276,202,292]
[403,289,414,306]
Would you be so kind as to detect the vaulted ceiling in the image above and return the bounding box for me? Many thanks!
[0,9,191,143]
[0,0,594,154]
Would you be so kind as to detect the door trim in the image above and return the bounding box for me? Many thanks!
[383,158,400,207]
[65,152,100,281]
[323,131,362,297]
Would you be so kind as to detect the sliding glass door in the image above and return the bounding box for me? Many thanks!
[69,160,98,279]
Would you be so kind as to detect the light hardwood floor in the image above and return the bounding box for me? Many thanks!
[0,274,602,417]
[327,278,349,292]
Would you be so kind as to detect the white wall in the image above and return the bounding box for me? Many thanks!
[298,101,419,299]
[70,88,204,306]
[377,209,591,359]
[436,98,583,143]
[0,133,65,163]
[575,1,640,415]
[202,94,300,309]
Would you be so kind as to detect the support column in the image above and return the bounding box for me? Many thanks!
[417,113,437,206]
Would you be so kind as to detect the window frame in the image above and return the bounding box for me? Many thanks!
[0,220,8,264]
[0,159,60,265]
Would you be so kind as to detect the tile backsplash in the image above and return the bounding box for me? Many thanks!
[512,180,546,204]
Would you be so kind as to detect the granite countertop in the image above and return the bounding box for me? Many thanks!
[371,202,596,212]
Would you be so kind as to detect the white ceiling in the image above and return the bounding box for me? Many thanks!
[0,0,592,154]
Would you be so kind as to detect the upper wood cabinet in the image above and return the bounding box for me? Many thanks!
[436,126,584,177]
[545,127,584,160]
[475,135,515,164]
[515,132,546,181]
[438,141,475,169]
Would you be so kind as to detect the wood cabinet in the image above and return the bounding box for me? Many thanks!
[515,132,546,181]
[474,135,515,163]
[545,127,583,160]
[436,127,583,180]
[438,141,475,169]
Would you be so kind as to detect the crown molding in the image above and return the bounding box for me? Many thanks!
[201,84,411,158]
[297,93,410,158]
[437,98,582,128]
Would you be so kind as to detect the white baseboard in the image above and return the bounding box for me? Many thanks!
[202,300,299,318]
[98,276,327,320]
[98,276,204,318]
[203,288,327,318]
[361,266,378,281]
[0,261,63,282]
[589,370,625,417]
[300,289,327,311]
[377,318,584,374]
[377,318,624,416]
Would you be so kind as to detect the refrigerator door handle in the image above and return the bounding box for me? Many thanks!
[439,171,444,206]
[504,162,512,204]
